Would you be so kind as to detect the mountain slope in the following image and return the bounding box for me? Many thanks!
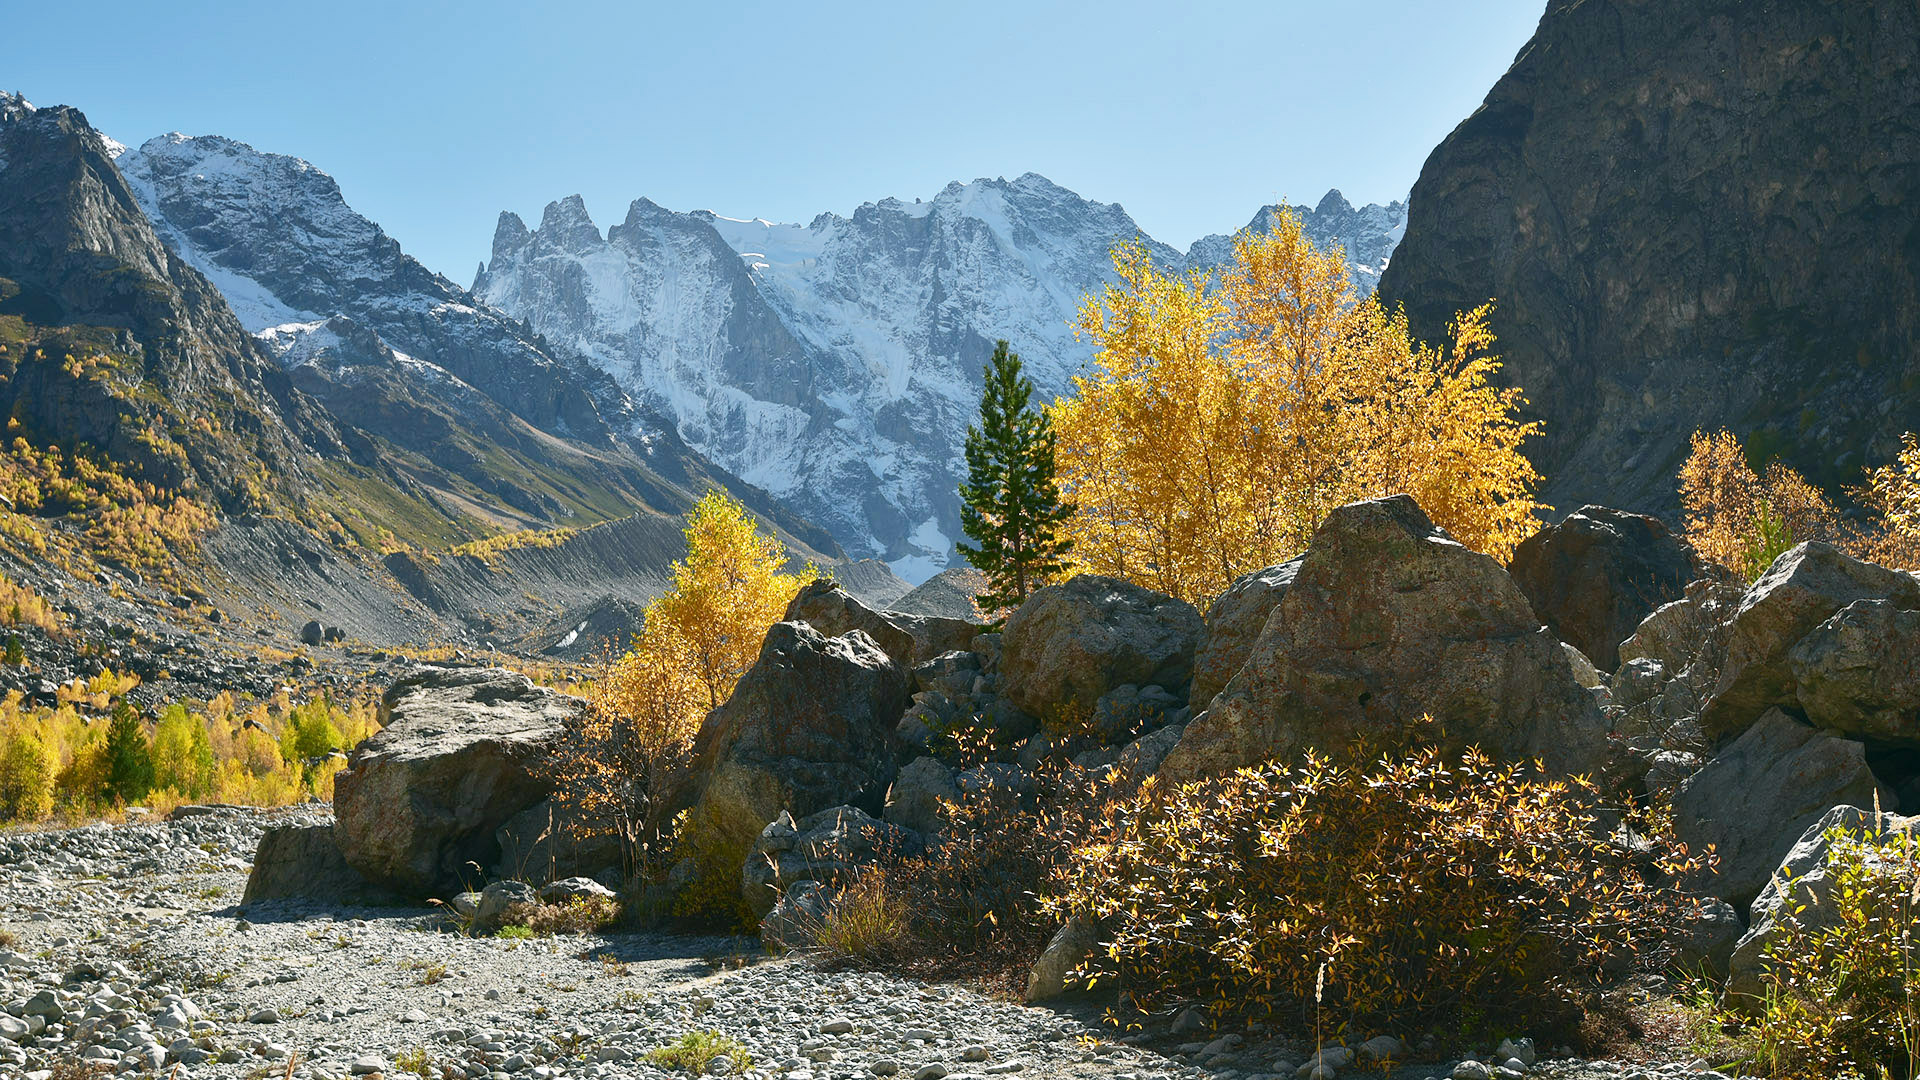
[475,178,1406,579]
[116,130,850,561]
[1376,0,1920,514]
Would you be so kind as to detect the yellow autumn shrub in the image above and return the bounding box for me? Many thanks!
[1047,747,1706,1040]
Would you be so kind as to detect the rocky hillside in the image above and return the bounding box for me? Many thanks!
[1376,0,1920,514]
[474,180,1405,579]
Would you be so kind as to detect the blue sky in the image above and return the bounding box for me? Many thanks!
[14,1,1544,282]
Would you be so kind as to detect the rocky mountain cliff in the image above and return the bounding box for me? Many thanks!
[1376,0,1920,514]
[475,179,1406,580]
[0,93,341,513]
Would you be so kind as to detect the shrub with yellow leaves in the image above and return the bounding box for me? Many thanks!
[551,489,808,907]
[1046,747,1707,1041]
[1855,431,1920,570]
[1678,429,1843,580]
[1051,211,1543,607]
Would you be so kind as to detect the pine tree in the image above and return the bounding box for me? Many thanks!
[958,341,1074,614]
[102,701,154,805]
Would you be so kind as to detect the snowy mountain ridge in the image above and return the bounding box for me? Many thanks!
[475,178,1405,580]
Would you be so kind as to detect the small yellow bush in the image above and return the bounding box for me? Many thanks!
[1856,430,1920,570]
[1048,748,1706,1041]
[0,577,58,633]
[0,728,55,821]
[1679,429,1842,579]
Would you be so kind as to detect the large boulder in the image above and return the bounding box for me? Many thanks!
[1726,804,1918,1006]
[1699,543,1920,739]
[492,799,626,885]
[883,756,960,836]
[784,579,981,669]
[1671,709,1891,907]
[1507,506,1693,671]
[1790,599,1920,745]
[242,824,397,907]
[679,623,910,890]
[333,667,580,897]
[1000,575,1204,718]
[1159,497,1608,783]
[1189,558,1302,709]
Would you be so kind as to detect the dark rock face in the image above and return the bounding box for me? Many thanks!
[333,667,581,896]
[1377,0,1920,512]
[242,824,396,906]
[1791,599,1920,745]
[1159,496,1607,783]
[1190,559,1302,709]
[1508,506,1694,671]
[679,623,910,881]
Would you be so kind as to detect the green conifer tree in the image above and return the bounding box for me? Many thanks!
[957,341,1074,614]
[102,701,154,805]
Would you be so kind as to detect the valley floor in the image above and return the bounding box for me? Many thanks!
[0,810,1714,1080]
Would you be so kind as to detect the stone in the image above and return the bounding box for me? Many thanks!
[743,804,917,917]
[681,623,910,909]
[1790,598,1920,744]
[1024,916,1101,1002]
[1495,1039,1535,1068]
[299,620,325,646]
[1508,506,1693,671]
[1726,804,1919,1006]
[1561,643,1603,691]
[536,877,616,905]
[1619,579,1745,675]
[1114,722,1185,785]
[1672,709,1891,906]
[785,579,982,669]
[1700,543,1920,739]
[1190,559,1301,708]
[1356,1036,1406,1063]
[1088,683,1184,743]
[1452,1062,1491,1080]
[1001,575,1205,717]
[883,756,960,836]
[242,823,394,906]
[334,667,582,896]
[1159,496,1608,783]
[1670,898,1744,980]
[474,880,539,930]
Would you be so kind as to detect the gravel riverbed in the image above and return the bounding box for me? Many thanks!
[0,810,1726,1080]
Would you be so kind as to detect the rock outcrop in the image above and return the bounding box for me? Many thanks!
[242,824,394,907]
[333,667,580,896]
[678,623,910,889]
[1159,496,1607,783]
[1671,709,1891,907]
[1000,576,1204,719]
[1189,559,1301,709]
[784,580,981,669]
[1699,544,1920,739]
[1377,0,1920,515]
[1790,599,1920,745]
[1507,506,1693,670]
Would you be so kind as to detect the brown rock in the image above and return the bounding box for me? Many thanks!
[784,579,981,668]
[1000,575,1204,718]
[1190,558,1301,709]
[1507,506,1693,670]
[1790,599,1920,744]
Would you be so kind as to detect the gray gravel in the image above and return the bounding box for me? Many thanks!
[0,809,1720,1080]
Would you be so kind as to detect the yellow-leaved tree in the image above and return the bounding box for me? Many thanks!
[1677,428,1842,580]
[1050,210,1544,606]
[1857,432,1920,569]
[555,489,809,889]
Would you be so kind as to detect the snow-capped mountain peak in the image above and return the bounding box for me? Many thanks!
[475,178,1406,581]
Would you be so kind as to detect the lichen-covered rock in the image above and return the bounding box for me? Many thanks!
[1508,506,1693,671]
[679,623,910,900]
[1790,598,1920,745]
[333,666,580,897]
[1189,559,1301,708]
[784,579,981,669]
[1000,575,1204,718]
[1025,916,1101,1002]
[1159,496,1607,783]
[1672,709,1891,907]
[1701,544,1920,739]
